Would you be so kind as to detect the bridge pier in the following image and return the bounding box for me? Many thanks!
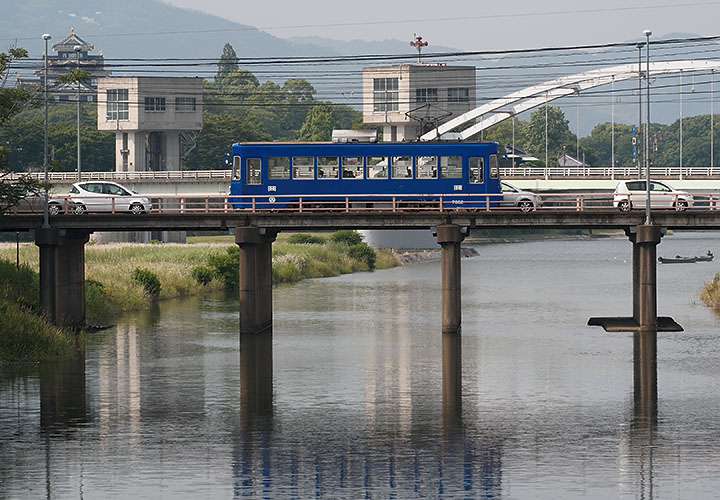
[35,228,90,328]
[436,224,466,334]
[235,226,278,335]
[588,224,682,332]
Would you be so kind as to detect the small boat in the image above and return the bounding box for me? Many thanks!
[659,256,697,264]
[658,252,713,264]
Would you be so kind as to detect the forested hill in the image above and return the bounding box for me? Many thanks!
[1,0,457,62]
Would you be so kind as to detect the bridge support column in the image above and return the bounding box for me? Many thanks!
[588,224,681,332]
[436,224,466,334]
[436,225,466,414]
[235,226,277,334]
[35,228,90,328]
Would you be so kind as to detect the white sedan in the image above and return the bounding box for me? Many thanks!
[67,181,152,214]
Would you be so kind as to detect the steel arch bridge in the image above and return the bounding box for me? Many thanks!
[420,60,720,142]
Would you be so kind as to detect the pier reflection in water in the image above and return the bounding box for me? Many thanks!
[2,233,720,498]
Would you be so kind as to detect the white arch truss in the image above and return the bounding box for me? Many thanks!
[420,60,720,142]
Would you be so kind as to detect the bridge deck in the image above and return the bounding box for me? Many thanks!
[3,211,719,232]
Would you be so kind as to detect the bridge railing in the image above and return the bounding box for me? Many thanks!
[5,167,720,183]
[7,192,720,215]
[499,166,720,179]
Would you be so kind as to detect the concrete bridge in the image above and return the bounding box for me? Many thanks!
[5,209,718,413]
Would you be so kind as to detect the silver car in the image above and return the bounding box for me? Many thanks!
[67,181,152,214]
[500,181,542,212]
[10,189,68,215]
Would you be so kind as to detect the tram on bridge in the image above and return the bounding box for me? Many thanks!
[228,141,502,209]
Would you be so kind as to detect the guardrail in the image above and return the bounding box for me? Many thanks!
[5,166,720,183]
[7,192,720,215]
[3,170,233,182]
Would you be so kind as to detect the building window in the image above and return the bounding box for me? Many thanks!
[373,78,398,112]
[415,88,438,103]
[176,97,196,112]
[144,97,166,112]
[106,89,129,120]
[448,88,470,102]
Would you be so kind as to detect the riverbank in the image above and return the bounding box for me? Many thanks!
[0,231,400,361]
[701,273,720,312]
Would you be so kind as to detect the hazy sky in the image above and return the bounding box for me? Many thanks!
[162,0,720,51]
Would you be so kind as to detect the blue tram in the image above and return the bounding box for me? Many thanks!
[228,141,501,209]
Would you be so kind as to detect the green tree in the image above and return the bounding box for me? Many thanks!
[482,117,528,153]
[215,43,239,84]
[579,122,635,167]
[298,104,335,141]
[525,106,577,166]
[183,112,270,169]
[0,44,45,214]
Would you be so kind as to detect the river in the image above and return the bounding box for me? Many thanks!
[2,231,720,499]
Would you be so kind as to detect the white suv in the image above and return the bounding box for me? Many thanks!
[67,181,152,214]
[613,180,693,212]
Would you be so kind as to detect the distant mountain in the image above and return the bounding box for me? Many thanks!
[2,2,714,134]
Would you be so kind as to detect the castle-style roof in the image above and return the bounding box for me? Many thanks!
[52,27,93,52]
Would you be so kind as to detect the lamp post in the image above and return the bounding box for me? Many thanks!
[643,30,652,225]
[42,33,51,229]
[637,43,643,178]
[74,44,81,182]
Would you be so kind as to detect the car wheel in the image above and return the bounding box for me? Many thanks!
[129,202,145,215]
[617,200,630,212]
[676,200,689,212]
[48,203,62,216]
[71,204,86,215]
[518,200,534,213]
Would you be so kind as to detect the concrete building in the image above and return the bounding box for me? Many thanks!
[362,64,476,142]
[96,77,203,172]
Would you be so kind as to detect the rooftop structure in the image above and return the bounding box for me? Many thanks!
[362,63,476,142]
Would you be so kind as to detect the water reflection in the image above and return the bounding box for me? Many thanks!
[39,349,88,431]
[4,234,720,499]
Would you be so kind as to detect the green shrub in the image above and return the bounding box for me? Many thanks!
[287,233,326,245]
[84,279,114,323]
[208,246,239,289]
[348,243,377,270]
[191,265,214,286]
[132,268,161,297]
[330,230,363,246]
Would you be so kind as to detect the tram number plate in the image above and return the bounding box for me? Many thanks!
[453,185,463,191]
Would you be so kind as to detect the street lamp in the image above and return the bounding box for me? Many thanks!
[42,33,51,229]
[643,29,652,225]
[74,44,81,182]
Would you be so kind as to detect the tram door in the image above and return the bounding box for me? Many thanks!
[467,157,486,205]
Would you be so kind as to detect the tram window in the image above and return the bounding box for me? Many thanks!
[268,156,290,179]
[440,156,462,179]
[416,156,437,179]
[489,154,499,178]
[469,157,484,184]
[232,156,241,180]
[318,156,339,179]
[392,156,412,179]
[292,156,314,179]
[342,156,364,179]
[246,158,262,185]
[367,156,388,179]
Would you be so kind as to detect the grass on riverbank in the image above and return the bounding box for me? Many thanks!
[701,273,720,312]
[0,260,77,361]
[0,232,399,327]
